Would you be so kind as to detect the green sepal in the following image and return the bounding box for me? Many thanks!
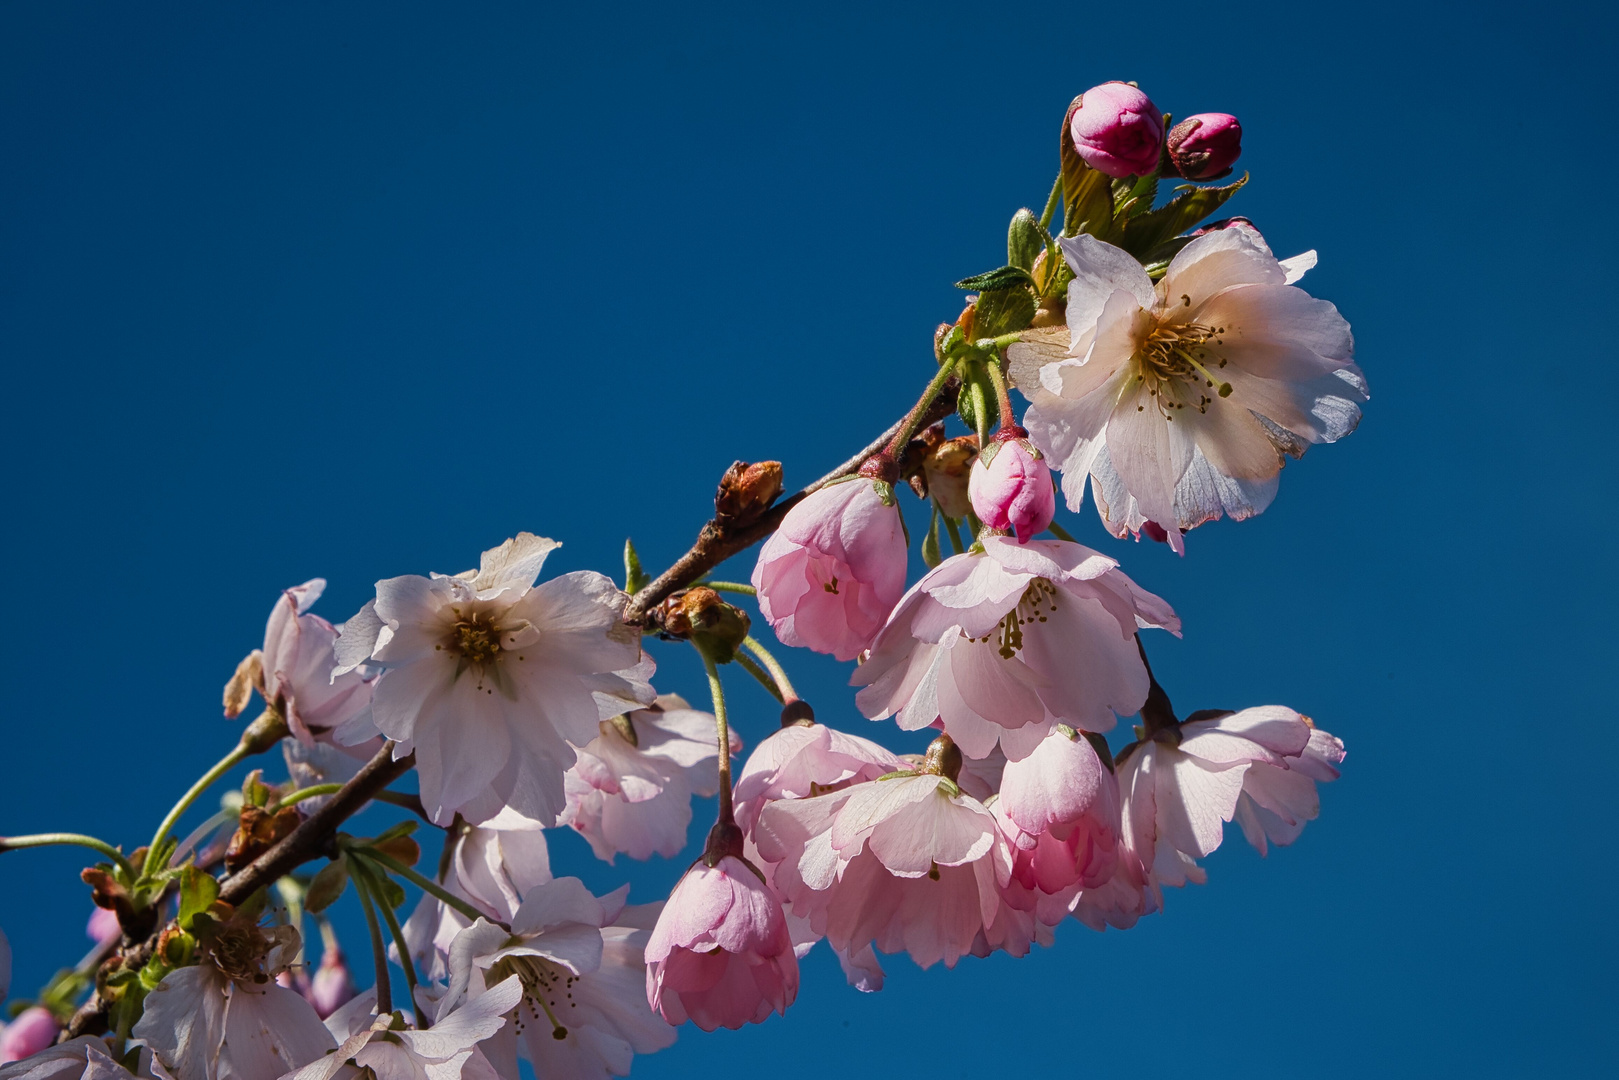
[1113,173,1248,258]
[623,539,649,596]
[177,864,220,933]
[922,506,942,569]
[1059,103,1114,239]
[1112,172,1159,220]
[304,856,350,914]
[973,288,1036,339]
[1006,208,1046,271]
[954,265,1036,292]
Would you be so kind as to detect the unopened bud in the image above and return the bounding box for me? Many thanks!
[1167,113,1242,180]
[923,434,978,520]
[714,460,784,527]
[87,905,121,945]
[1070,82,1165,178]
[1006,207,1044,271]
[0,1006,61,1062]
[658,586,751,663]
[968,434,1056,544]
[308,947,355,1019]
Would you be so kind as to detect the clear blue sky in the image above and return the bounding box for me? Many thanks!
[1,3,1613,1077]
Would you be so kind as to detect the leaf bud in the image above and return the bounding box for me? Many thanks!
[658,586,751,664]
[1006,207,1045,271]
[714,460,784,527]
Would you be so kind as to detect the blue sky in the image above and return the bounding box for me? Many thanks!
[1,2,1613,1076]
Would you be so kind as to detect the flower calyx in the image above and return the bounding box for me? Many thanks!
[779,698,816,728]
[655,586,752,663]
[920,733,963,784]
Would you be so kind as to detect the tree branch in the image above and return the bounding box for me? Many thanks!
[623,380,959,625]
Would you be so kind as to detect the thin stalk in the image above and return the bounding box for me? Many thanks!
[0,833,135,878]
[351,856,427,1027]
[702,581,756,597]
[361,847,496,928]
[146,744,250,876]
[279,784,343,807]
[884,356,960,458]
[350,865,393,1015]
[741,635,798,704]
[943,515,966,555]
[693,639,735,823]
[985,353,1018,430]
[170,808,235,869]
[1039,172,1062,231]
[1046,519,1078,543]
[733,651,784,703]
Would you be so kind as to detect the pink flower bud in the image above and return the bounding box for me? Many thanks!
[1167,113,1242,180]
[1069,82,1164,178]
[645,854,798,1031]
[306,947,354,1018]
[85,906,121,945]
[0,1006,61,1063]
[968,437,1055,543]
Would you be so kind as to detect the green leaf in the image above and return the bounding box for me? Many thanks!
[372,870,406,911]
[972,288,1036,339]
[922,506,942,569]
[371,820,419,844]
[954,266,1036,292]
[304,856,349,914]
[623,539,648,596]
[1115,173,1248,258]
[177,865,220,932]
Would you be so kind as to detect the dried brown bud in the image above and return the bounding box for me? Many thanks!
[714,460,784,527]
[223,650,264,719]
[923,434,979,520]
[224,805,301,873]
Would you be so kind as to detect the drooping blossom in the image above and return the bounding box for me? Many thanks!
[1230,714,1345,855]
[87,907,121,946]
[751,478,908,663]
[400,812,553,983]
[333,533,655,826]
[1115,706,1342,901]
[1167,113,1243,179]
[853,537,1178,760]
[559,696,737,863]
[0,1010,60,1065]
[645,852,798,1031]
[731,720,905,835]
[278,978,522,1080]
[967,435,1056,544]
[258,580,378,747]
[305,947,354,1020]
[1069,82,1164,178]
[754,738,1014,970]
[995,726,1121,896]
[0,1037,154,1080]
[1008,227,1364,552]
[133,919,334,1080]
[442,879,675,1080]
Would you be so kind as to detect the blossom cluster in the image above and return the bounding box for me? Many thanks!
[0,78,1358,1080]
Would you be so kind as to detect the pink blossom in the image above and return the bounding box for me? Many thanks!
[732,721,904,836]
[751,479,908,662]
[996,726,1120,894]
[853,537,1178,760]
[559,696,737,863]
[1167,113,1242,180]
[1232,717,1345,856]
[754,755,1013,970]
[1070,82,1164,178]
[967,436,1055,544]
[307,947,354,1019]
[86,906,121,945]
[260,580,378,747]
[0,1008,60,1064]
[645,855,798,1031]
[0,1037,150,1080]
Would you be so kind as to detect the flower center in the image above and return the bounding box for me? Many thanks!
[1130,321,1232,418]
[970,579,1058,659]
[439,607,504,667]
[490,953,577,1042]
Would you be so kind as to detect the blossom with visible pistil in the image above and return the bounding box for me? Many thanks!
[751,479,908,663]
[441,879,675,1080]
[333,533,654,827]
[967,434,1056,544]
[1069,82,1164,178]
[559,696,738,864]
[853,537,1178,760]
[645,851,798,1031]
[1008,227,1364,552]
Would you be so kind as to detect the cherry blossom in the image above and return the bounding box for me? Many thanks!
[441,879,674,1080]
[645,854,798,1030]
[731,721,904,836]
[305,948,354,1020]
[853,537,1178,759]
[996,726,1121,896]
[558,696,736,863]
[0,1010,60,1065]
[1008,227,1364,551]
[0,1037,154,1080]
[967,435,1056,544]
[751,479,908,662]
[333,533,654,826]
[259,580,377,747]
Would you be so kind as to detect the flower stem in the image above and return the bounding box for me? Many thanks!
[351,855,427,1027]
[360,847,496,928]
[943,515,966,555]
[985,352,1018,431]
[702,580,757,597]
[883,356,960,458]
[145,743,252,877]
[1046,519,1077,543]
[279,784,344,808]
[692,639,735,824]
[0,833,134,878]
[1039,172,1062,232]
[741,635,798,704]
[350,863,393,1015]
[733,651,784,703]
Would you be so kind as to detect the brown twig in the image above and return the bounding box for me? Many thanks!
[623,380,960,626]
